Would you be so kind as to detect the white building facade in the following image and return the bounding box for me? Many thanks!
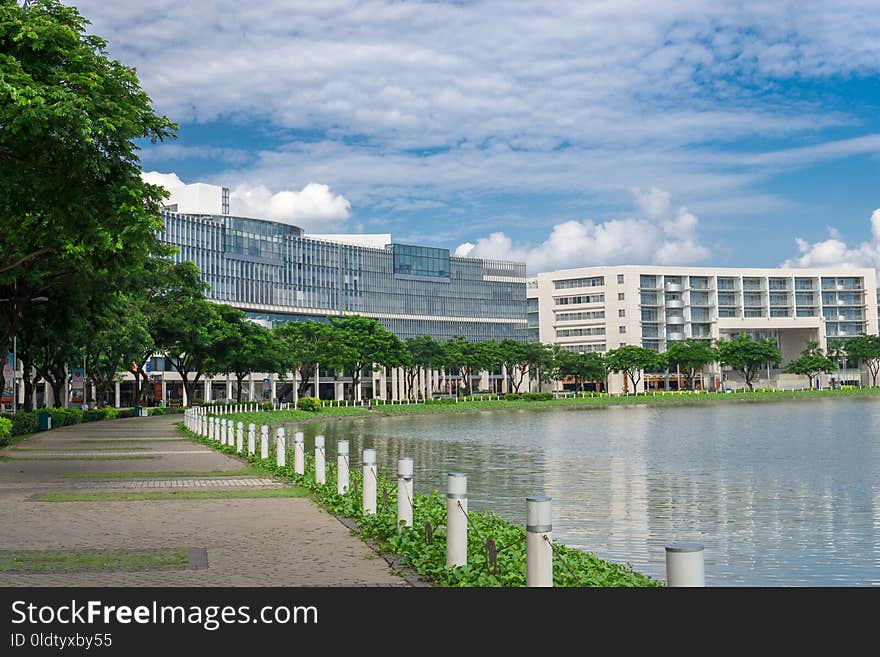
[529,265,879,393]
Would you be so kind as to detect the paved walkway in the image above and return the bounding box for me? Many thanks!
[0,415,406,587]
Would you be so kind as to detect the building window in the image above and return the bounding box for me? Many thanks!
[617,274,625,284]
[553,276,604,289]
[618,308,625,317]
[618,292,625,301]
[619,326,626,334]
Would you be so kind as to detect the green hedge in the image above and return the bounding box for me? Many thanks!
[297,397,321,412]
[0,417,12,446]
[424,397,457,405]
[3,411,38,436]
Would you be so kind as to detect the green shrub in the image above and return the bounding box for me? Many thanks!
[297,397,321,412]
[4,411,39,435]
[117,408,135,418]
[0,417,12,446]
[503,393,522,401]
[424,397,456,405]
[50,408,83,427]
[148,408,164,416]
[522,392,553,402]
[261,402,274,411]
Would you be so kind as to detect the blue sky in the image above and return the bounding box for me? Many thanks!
[73,1,880,274]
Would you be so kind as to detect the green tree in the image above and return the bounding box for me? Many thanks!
[443,337,499,396]
[325,316,406,397]
[841,335,880,386]
[499,340,553,393]
[210,309,280,402]
[716,333,782,391]
[274,321,334,399]
[664,339,718,390]
[785,340,835,389]
[0,0,176,373]
[553,350,606,391]
[400,335,445,400]
[605,345,661,394]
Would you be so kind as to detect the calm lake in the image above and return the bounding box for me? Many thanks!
[284,398,880,586]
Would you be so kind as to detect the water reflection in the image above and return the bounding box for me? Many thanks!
[284,398,880,586]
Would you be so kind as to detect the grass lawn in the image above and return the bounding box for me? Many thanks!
[38,487,308,502]
[61,468,262,479]
[0,548,189,573]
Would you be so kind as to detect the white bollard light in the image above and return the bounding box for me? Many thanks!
[236,421,244,453]
[337,440,349,494]
[397,457,414,532]
[526,494,553,587]
[260,425,269,460]
[665,544,705,587]
[315,435,326,484]
[247,423,256,456]
[362,448,377,515]
[294,432,304,475]
[227,420,234,447]
[446,473,468,567]
[276,427,286,467]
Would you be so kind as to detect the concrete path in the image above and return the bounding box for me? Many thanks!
[0,415,406,587]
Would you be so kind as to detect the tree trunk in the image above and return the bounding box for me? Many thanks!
[235,374,246,402]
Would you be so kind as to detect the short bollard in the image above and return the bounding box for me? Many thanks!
[665,544,705,587]
[526,495,553,587]
[236,422,244,453]
[315,435,326,484]
[221,419,228,445]
[260,425,269,460]
[446,473,467,567]
[293,432,304,475]
[276,427,286,467]
[208,418,215,441]
[247,423,256,456]
[337,440,349,494]
[362,449,377,515]
[397,457,414,532]
[227,420,234,447]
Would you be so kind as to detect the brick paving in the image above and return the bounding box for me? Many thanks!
[0,415,406,587]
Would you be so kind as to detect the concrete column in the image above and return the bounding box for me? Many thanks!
[355,380,362,402]
[160,379,167,405]
[335,378,344,401]
[501,365,509,394]
[270,373,277,403]
[398,367,406,400]
[379,367,387,400]
[314,364,320,400]
[248,374,255,401]
[114,381,121,408]
[479,370,490,393]
[292,372,299,406]
[182,384,188,408]
[418,368,426,400]
[432,369,439,395]
[204,378,211,402]
[391,367,399,401]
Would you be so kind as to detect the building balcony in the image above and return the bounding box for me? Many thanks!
[667,331,685,341]
[664,282,682,293]
[666,315,685,325]
[665,298,684,309]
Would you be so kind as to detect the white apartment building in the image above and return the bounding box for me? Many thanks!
[529,265,879,393]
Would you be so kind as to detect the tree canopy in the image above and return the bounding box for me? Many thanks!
[784,340,834,389]
[717,333,782,391]
[605,345,660,394]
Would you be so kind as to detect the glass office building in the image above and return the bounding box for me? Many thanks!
[159,210,527,342]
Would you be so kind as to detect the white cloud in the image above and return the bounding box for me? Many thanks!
[782,210,880,269]
[141,172,351,231]
[82,1,880,217]
[457,189,710,273]
[141,171,185,190]
[230,182,351,230]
